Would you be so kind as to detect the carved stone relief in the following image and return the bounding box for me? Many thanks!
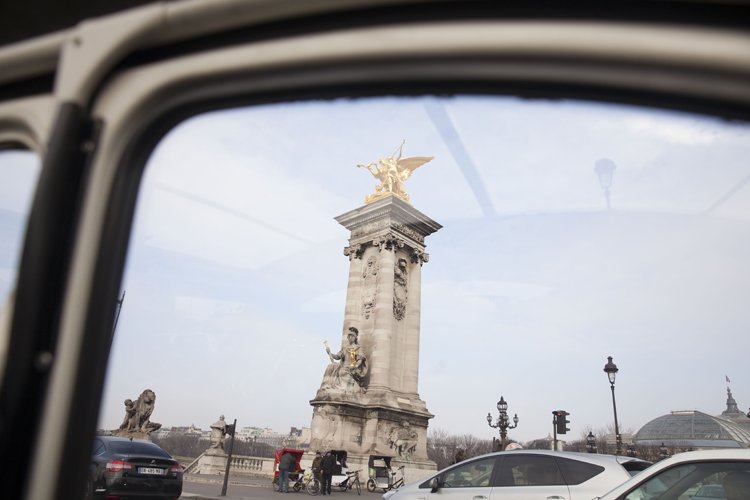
[361,255,379,319]
[373,232,405,252]
[393,258,408,321]
[344,244,365,260]
[387,420,418,459]
[391,222,425,244]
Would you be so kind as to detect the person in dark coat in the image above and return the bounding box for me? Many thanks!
[320,451,336,495]
[311,451,322,483]
[278,451,295,493]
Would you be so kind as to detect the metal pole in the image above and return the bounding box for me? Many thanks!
[220,419,237,496]
[552,414,558,451]
[610,385,620,455]
[500,429,506,451]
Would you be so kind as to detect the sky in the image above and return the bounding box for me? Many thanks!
[2,95,750,445]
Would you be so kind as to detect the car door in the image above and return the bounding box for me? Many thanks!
[491,454,571,500]
[428,456,497,500]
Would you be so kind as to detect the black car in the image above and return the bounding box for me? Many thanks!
[87,436,182,500]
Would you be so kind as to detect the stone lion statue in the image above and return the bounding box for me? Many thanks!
[118,389,161,435]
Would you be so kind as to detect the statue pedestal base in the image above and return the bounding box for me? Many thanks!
[110,429,153,441]
[308,396,436,475]
[191,452,229,475]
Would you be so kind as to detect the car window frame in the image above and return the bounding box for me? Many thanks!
[1,4,749,500]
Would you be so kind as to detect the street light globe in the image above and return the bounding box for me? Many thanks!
[603,356,619,385]
[497,396,508,413]
[594,158,617,189]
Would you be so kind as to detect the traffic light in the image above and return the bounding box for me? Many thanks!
[555,410,570,434]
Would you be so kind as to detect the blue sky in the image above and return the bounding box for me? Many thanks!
[2,95,750,443]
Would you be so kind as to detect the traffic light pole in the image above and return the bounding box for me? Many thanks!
[220,419,237,497]
[552,414,558,451]
[552,410,570,451]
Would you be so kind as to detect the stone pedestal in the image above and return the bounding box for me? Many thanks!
[310,195,440,473]
[192,452,229,475]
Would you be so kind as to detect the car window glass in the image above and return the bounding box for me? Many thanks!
[92,438,105,455]
[624,463,750,500]
[94,96,750,466]
[496,455,564,487]
[440,457,496,488]
[0,149,40,384]
[555,457,604,485]
[108,440,171,457]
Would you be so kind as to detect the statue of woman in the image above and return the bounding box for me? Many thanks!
[323,326,368,389]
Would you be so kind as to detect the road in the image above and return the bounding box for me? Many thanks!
[180,476,387,500]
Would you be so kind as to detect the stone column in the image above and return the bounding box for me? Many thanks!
[310,195,441,470]
[369,243,396,390]
[403,255,423,395]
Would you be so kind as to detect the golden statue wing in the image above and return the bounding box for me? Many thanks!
[397,156,433,178]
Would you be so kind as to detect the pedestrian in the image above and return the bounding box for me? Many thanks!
[312,451,322,484]
[278,450,295,493]
[321,451,336,495]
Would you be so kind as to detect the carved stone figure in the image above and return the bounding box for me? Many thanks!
[388,420,418,459]
[322,326,368,391]
[208,415,229,454]
[393,257,408,320]
[113,389,161,437]
[118,399,136,430]
[133,389,162,434]
[362,255,379,319]
[357,140,433,204]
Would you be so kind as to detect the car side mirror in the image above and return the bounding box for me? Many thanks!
[430,477,440,493]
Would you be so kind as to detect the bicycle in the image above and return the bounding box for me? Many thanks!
[339,469,362,495]
[391,466,406,489]
[304,471,322,496]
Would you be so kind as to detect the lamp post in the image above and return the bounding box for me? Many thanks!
[586,432,597,453]
[487,396,519,451]
[594,159,617,209]
[603,356,622,455]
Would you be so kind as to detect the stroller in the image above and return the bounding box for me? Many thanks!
[366,455,393,492]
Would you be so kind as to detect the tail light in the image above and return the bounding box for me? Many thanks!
[169,464,183,473]
[105,460,133,472]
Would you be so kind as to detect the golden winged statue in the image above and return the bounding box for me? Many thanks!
[357,140,433,204]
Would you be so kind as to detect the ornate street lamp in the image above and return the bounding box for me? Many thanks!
[594,158,617,209]
[487,396,519,451]
[586,431,597,453]
[603,356,622,455]
[626,444,637,457]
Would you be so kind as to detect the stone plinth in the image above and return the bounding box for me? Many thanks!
[191,453,229,475]
[310,196,440,469]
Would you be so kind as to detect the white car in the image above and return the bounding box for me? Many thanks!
[595,449,750,500]
[384,450,650,500]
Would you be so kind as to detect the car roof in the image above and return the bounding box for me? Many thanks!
[466,449,650,467]
[97,435,161,445]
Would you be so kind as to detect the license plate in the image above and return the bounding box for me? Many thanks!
[138,467,165,475]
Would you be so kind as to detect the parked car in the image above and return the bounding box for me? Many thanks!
[87,436,183,500]
[383,450,651,500]
[595,449,750,500]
